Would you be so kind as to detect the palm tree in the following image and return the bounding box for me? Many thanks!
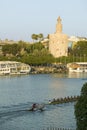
[38,33,43,42]
[31,34,38,43]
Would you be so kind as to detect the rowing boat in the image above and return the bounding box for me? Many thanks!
[28,104,45,111]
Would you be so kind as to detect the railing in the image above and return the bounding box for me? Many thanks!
[49,95,80,105]
[42,127,76,130]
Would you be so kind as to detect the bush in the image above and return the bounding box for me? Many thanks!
[75,82,87,130]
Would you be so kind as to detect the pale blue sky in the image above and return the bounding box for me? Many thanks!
[0,0,87,41]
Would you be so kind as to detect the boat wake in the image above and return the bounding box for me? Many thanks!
[0,100,74,125]
[0,102,42,124]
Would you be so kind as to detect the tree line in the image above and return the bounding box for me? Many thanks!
[1,40,54,65]
[0,40,87,65]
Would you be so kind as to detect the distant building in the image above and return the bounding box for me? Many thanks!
[68,36,87,48]
[41,38,49,48]
[68,36,79,42]
[0,39,18,45]
[49,16,68,57]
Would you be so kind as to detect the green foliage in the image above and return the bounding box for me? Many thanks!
[72,41,87,56]
[75,82,87,130]
[0,56,9,61]
[12,44,21,55]
[2,43,21,56]
[31,33,44,42]
[81,82,87,96]
[38,33,43,42]
[32,42,44,50]
[1,40,87,65]
[20,53,54,65]
[1,41,53,65]
[31,34,38,42]
[68,41,87,62]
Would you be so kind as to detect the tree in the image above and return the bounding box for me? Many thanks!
[38,33,43,42]
[31,33,44,42]
[72,41,87,56]
[33,42,44,50]
[75,82,87,130]
[31,34,38,42]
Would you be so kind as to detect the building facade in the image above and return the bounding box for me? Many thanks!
[49,16,68,57]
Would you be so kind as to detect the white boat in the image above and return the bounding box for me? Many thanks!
[0,61,31,75]
[67,62,87,72]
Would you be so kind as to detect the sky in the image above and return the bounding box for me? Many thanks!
[0,0,87,42]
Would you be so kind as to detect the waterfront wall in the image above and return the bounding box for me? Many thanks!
[30,65,68,74]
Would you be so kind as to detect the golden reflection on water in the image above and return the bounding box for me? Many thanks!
[51,72,87,79]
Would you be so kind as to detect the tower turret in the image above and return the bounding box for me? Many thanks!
[56,16,62,33]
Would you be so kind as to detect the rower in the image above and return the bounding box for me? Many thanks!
[31,103,37,111]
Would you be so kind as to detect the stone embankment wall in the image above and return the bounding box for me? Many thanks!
[30,65,68,74]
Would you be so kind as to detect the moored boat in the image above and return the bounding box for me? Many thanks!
[67,62,87,72]
[0,61,31,75]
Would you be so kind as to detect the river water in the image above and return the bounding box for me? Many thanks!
[0,73,87,130]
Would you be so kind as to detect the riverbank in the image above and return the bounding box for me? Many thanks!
[30,65,68,74]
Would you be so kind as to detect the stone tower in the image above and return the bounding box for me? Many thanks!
[49,16,68,58]
[56,16,62,33]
